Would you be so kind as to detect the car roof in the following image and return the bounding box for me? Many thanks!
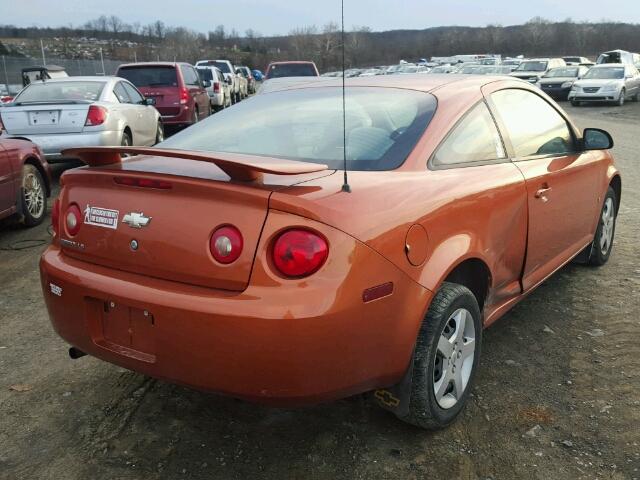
[269,61,316,65]
[26,76,116,83]
[590,63,626,68]
[117,62,186,68]
[259,74,528,95]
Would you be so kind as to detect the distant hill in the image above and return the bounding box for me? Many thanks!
[1,17,639,71]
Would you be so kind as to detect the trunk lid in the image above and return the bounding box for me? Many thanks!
[0,102,90,134]
[136,86,180,116]
[58,154,333,291]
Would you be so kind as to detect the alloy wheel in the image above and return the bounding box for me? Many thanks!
[599,197,615,255]
[433,308,476,409]
[23,171,45,219]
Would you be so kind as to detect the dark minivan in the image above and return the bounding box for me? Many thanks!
[116,62,210,129]
[265,61,320,79]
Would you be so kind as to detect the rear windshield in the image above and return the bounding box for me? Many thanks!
[118,66,178,87]
[267,63,317,78]
[14,81,104,103]
[209,61,231,74]
[158,87,437,171]
[197,68,213,82]
[584,67,625,79]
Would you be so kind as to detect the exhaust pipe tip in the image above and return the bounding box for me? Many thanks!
[69,347,86,359]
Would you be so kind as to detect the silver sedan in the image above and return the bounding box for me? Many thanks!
[0,76,162,162]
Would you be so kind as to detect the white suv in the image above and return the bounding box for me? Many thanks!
[510,58,566,83]
[195,60,241,103]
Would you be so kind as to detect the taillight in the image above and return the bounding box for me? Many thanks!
[210,225,243,264]
[85,105,107,126]
[64,203,82,236]
[213,82,220,93]
[51,198,60,236]
[272,229,328,278]
[114,176,172,189]
[179,87,189,105]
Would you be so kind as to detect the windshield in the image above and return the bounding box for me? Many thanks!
[267,63,317,78]
[159,87,437,171]
[14,81,104,103]
[583,67,625,79]
[118,66,177,87]
[516,61,548,72]
[545,67,579,78]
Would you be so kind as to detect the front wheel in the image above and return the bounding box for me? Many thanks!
[587,187,617,266]
[154,122,164,144]
[20,164,47,227]
[571,99,580,106]
[396,282,482,429]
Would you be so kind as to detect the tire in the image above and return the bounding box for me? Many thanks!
[154,122,164,144]
[571,99,580,106]
[121,130,132,147]
[587,187,617,266]
[617,89,625,106]
[396,282,482,429]
[192,108,198,125]
[20,164,46,227]
[633,92,639,102]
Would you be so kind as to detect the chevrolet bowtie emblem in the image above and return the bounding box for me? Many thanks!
[123,212,151,229]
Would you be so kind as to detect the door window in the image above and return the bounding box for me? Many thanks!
[113,82,131,103]
[491,89,575,157]
[432,102,505,166]
[122,82,144,104]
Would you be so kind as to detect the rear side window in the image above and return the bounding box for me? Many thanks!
[159,87,437,171]
[491,89,575,158]
[14,81,104,103]
[123,83,144,104]
[118,66,178,88]
[267,63,318,78]
[113,82,130,103]
[180,65,201,87]
[432,102,505,167]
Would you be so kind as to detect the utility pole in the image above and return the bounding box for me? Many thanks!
[2,56,9,89]
[40,39,46,65]
[99,48,105,75]
[133,51,137,62]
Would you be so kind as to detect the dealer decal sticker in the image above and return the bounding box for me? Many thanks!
[84,205,119,229]
[49,283,63,297]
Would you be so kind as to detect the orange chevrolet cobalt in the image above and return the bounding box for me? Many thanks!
[40,76,620,429]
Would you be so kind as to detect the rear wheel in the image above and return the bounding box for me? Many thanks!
[617,88,626,106]
[396,282,482,429]
[20,164,46,227]
[571,99,580,106]
[121,130,132,147]
[192,108,199,125]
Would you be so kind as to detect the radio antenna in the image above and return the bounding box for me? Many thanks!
[340,0,351,192]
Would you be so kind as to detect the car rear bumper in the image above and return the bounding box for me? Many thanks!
[10,130,121,162]
[159,105,193,125]
[40,243,430,406]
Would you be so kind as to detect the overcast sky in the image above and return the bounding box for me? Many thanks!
[3,0,638,35]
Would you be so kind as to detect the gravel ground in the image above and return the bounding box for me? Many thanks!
[0,102,638,480]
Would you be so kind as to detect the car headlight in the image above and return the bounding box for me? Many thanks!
[601,84,618,93]
[570,84,579,91]
[561,81,573,89]
[528,77,538,83]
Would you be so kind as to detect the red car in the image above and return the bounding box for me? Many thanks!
[0,137,51,226]
[265,61,320,79]
[116,62,211,129]
[40,76,619,429]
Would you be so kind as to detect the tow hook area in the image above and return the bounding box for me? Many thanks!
[68,347,86,359]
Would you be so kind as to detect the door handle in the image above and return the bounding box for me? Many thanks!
[535,186,552,202]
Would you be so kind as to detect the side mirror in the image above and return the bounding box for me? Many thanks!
[202,80,211,88]
[583,128,613,150]
[144,97,156,106]
[226,77,233,85]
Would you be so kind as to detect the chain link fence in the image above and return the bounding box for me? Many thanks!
[1,55,124,93]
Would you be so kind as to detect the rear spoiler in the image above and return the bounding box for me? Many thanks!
[62,147,329,182]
